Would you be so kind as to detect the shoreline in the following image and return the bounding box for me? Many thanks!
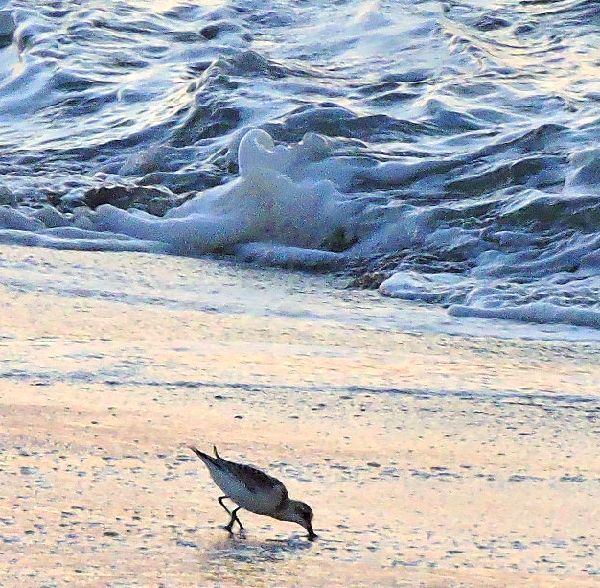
[1,244,599,586]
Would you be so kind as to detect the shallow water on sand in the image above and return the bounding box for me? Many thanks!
[0,0,599,330]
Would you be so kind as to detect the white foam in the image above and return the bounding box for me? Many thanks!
[88,128,360,255]
[379,271,465,302]
[0,228,163,252]
[234,242,343,269]
[0,125,598,333]
[0,129,362,262]
[0,207,44,231]
[449,302,600,330]
[32,205,70,228]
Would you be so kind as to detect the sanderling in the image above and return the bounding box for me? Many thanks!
[188,445,316,540]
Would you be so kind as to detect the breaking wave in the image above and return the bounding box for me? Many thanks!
[1,0,599,330]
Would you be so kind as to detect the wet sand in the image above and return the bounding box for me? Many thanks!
[1,245,599,586]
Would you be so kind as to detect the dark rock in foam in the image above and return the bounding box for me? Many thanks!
[82,185,177,216]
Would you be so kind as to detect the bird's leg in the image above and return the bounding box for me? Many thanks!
[232,507,244,531]
[219,497,237,533]
[224,510,236,533]
[224,507,243,533]
[218,496,231,515]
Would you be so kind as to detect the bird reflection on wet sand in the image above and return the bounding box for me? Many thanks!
[197,533,315,582]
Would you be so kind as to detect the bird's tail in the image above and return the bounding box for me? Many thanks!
[188,445,217,464]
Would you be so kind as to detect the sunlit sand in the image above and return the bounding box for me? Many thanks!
[1,245,598,586]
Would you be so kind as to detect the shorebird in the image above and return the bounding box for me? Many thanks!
[188,445,316,540]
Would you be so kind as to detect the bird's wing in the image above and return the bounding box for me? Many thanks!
[225,460,288,502]
[189,446,289,510]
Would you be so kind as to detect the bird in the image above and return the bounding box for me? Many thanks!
[188,445,316,540]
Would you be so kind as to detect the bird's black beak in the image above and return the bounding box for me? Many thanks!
[307,526,317,541]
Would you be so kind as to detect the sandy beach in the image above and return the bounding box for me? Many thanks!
[2,0,600,585]
[1,244,599,587]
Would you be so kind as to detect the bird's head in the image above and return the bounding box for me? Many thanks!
[284,500,316,540]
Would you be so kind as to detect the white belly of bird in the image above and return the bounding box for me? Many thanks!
[209,467,281,515]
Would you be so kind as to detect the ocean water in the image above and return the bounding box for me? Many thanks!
[0,0,599,330]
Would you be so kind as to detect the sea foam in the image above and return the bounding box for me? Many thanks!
[89,128,361,262]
